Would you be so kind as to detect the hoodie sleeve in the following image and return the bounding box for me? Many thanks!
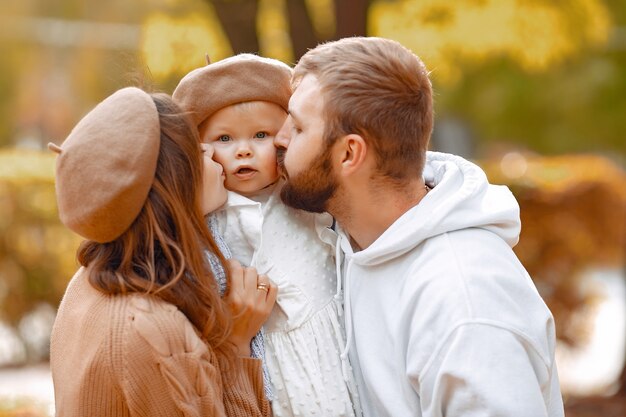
[411,322,564,417]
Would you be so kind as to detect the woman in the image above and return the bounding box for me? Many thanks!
[48,87,276,416]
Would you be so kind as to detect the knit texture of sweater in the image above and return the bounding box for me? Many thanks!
[50,266,271,417]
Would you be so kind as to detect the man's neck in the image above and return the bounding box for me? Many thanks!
[334,179,429,251]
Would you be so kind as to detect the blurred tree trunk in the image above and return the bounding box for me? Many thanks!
[286,0,319,60]
[334,0,368,39]
[211,0,260,54]
[207,0,371,60]
[287,0,371,59]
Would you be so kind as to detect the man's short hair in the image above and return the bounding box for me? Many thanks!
[294,37,433,182]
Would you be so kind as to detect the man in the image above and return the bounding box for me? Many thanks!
[274,37,564,417]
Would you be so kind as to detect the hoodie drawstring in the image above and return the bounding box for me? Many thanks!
[337,233,354,383]
[334,234,363,416]
[334,234,343,315]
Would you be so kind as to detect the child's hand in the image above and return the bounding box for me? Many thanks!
[225,259,277,356]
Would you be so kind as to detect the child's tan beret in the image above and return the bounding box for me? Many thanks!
[48,87,160,243]
[172,53,292,129]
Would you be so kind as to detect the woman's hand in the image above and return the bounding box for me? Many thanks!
[226,259,277,356]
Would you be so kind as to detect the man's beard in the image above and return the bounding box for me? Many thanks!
[278,144,338,213]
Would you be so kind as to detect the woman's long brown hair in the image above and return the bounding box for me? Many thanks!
[77,93,233,358]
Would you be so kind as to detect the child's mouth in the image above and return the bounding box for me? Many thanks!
[234,167,257,179]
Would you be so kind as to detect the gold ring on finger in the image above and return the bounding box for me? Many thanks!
[257,283,269,292]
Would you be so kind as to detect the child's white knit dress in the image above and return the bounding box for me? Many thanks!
[215,182,361,417]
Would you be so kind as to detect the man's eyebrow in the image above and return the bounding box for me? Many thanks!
[288,107,302,125]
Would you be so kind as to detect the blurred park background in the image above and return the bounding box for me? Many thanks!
[0,0,625,415]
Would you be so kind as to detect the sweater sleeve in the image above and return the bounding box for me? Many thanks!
[222,357,271,416]
[118,296,270,417]
[411,322,562,417]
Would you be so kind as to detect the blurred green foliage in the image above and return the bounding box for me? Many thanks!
[436,51,626,156]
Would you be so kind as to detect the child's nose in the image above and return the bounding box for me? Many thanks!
[236,144,253,158]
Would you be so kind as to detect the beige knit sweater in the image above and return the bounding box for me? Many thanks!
[50,267,271,417]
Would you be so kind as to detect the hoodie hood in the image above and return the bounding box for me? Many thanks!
[341,151,521,266]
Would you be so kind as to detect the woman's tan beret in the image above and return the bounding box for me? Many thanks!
[49,87,160,243]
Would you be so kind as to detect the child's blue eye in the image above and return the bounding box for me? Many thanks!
[217,135,231,142]
[255,132,267,139]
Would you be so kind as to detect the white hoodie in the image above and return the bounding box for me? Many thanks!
[337,152,564,417]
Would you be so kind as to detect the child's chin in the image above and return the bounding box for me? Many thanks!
[237,182,278,197]
[233,186,259,197]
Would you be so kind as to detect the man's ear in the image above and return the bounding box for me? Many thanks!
[335,134,368,177]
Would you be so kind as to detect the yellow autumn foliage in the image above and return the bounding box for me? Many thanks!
[0,149,82,324]
[370,0,612,83]
[140,11,232,79]
[257,0,294,63]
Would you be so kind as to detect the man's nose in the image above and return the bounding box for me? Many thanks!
[274,118,291,150]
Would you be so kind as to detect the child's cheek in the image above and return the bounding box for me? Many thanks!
[212,149,230,167]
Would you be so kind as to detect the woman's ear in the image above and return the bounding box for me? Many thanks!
[335,134,369,177]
